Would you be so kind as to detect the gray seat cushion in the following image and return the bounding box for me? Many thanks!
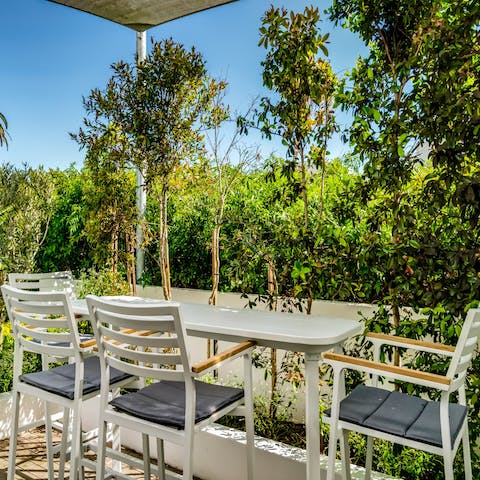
[363,390,428,436]
[20,356,133,400]
[330,385,468,448]
[332,384,390,424]
[110,380,244,429]
[406,400,468,447]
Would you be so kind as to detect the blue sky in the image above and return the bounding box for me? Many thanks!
[1,0,366,170]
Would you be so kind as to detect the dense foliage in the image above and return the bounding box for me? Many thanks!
[0,2,478,478]
[328,0,479,476]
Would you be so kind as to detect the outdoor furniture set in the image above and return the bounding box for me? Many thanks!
[2,271,478,480]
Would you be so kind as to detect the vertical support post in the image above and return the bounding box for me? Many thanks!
[305,352,321,480]
[244,349,255,480]
[135,30,147,283]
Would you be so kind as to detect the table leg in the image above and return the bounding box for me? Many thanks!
[305,352,321,480]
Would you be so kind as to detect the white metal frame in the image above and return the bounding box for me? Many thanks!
[8,269,90,465]
[323,308,480,480]
[87,295,255,480]
[7,270,82,368]
[1,285,133,480]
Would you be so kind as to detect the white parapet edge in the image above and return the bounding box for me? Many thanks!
[200,423,401,480]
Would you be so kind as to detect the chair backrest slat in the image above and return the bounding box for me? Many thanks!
[99,326,179,350]
[103,340,183,368]
[455,357,472,377]
[448,309,480,382]
[460,338,477,359]
[18,337,76,358]
[95,308,176,332]
[1,285,80,358]
[9,271,76,299]
[107,355,186,382]
[87,295,191,383]
[9,297,68,317]
[14,312,70,330]
[16,323,71,342]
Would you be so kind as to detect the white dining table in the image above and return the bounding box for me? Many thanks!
[73,296,362,480]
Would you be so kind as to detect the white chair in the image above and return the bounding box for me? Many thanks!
[1,285,134,480]
[8,270,96,469]
[87,295,256,480]
[323,308,480,480]
[8,270,93,370]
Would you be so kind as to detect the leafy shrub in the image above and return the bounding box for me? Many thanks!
[0,323,42,393]
[334,431,443,479]
[75,268,131,298]
[219,393,306,449]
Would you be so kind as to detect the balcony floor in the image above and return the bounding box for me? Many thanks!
[0,427,197,479]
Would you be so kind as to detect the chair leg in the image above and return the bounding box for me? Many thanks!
[69,400,83,480]
[58,407,70,480]
[79,421,87,480]
[142,433,151,479]
[339,430,351,480]
[327,366,345,480]
[443,442,454,480]
[183,427,195,480]
[462,426,472,480]
[444,461,454,480]
[7,390,20,480]
[440,393,454,480]
[110,422,123,473]
[365,436,374,480]
[327,426,339,480]
[96,418,108,480]
[156,438,166,480]
[44,401,55,480]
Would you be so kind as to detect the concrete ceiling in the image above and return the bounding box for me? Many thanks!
[48,0,238,31]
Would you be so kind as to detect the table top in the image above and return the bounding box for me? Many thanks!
[73,296,362,353]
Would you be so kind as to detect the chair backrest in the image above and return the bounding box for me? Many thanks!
[8,271,76,300]
[447,308,480,386]
[1,285,81,360]
[87,295,192,383]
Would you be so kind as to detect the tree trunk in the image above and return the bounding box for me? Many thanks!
[298,144,314,314]
[390,192,402,369]
[208,225,220,306]
[318,99,329,223]
[208,225,221,368]
[159,181,172,301]
[267,260,278,418]
[208,194,226,360]
[306,293,313,315]
[126,227,136,296]
[111,220,119,273]
[392,303,401,367]
[298,147,309,232]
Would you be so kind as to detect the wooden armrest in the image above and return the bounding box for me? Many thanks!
[366,332,456,355]
[79,329,158,349]
[323,351,451,386]
[192,340,256,374]
[80,337,97,348]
